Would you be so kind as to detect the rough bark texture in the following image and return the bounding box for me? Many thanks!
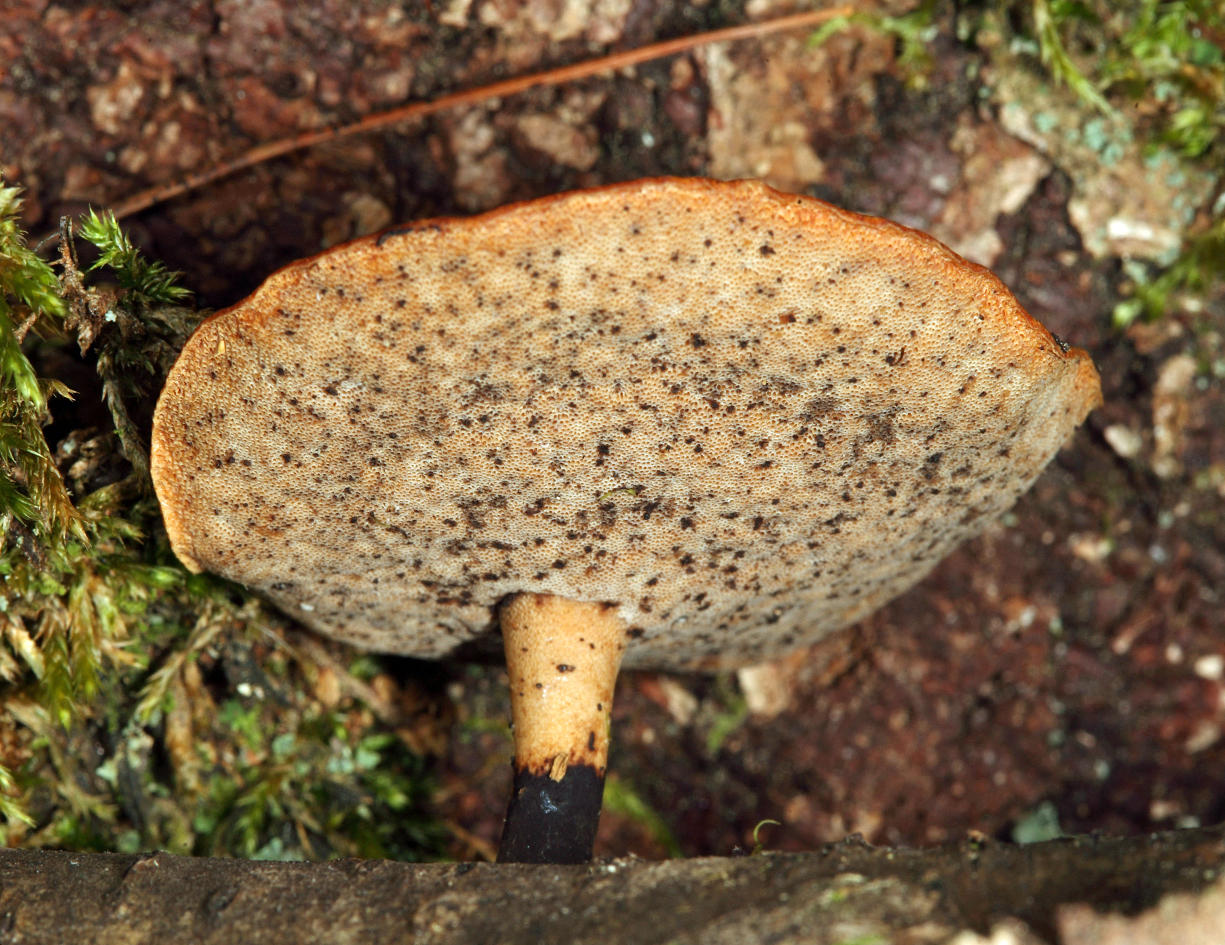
[1,825,1223,945]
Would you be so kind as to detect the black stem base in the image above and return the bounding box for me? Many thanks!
[497,763,605,864]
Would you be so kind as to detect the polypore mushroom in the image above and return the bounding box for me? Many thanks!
[150,177,1100,863]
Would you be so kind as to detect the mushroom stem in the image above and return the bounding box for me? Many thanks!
[497,593,627,864]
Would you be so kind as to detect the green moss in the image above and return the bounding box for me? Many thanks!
[1020,2,1224,322]
[812,3,1224,323]
[807,1,940,85]
[1114,212,1225,327]
[1027,0,1116,116]
[0,178,445,861]
[189,696,444,860]
[75,209,190,305]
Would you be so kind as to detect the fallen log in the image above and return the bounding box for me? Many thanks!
[1,825,1222,944]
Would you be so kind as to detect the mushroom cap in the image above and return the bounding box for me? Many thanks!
[151,178,1100,670]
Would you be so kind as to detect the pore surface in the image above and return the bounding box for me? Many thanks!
[151,178,1099,668]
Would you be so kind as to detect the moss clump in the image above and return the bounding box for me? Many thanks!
[811,2,1224,324]
[0,180,446,860]
[1010,0,1225,325]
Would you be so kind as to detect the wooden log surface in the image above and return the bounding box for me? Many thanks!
[1,825,1223,944]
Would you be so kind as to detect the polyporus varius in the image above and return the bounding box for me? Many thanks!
[151,178,1101,863]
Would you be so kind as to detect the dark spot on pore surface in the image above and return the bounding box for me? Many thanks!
[867,412,896,444]
[802,397,838,420]
[556,664,575,673]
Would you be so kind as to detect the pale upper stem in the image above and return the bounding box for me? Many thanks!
[501,593,627,778]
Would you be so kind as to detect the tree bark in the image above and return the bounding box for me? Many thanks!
[1,825,1222,944]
